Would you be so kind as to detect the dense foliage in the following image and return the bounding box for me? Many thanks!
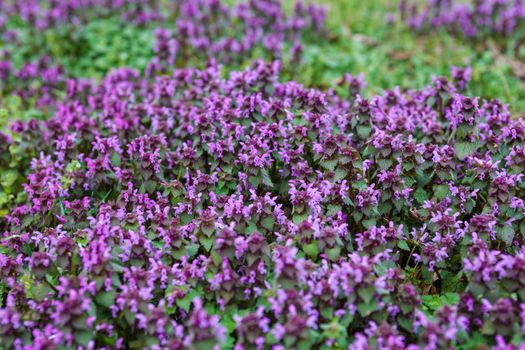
[2,0,525,349]
[1,57,525,348]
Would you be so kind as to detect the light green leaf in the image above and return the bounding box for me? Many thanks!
[357,300,378,317]
[260,215,275,231]
[397,240,410,251]
[199,236,214,251]
[497,225,515,246]
[95,291,115,307]
[455,142,478,160]
[414,187,428,204]
[434,184,450,200]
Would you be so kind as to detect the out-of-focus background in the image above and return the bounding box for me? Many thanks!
[1,0,524,115]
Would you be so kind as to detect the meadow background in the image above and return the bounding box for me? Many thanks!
[2,0,524,115]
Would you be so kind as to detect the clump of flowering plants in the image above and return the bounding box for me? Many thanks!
[0,0,328,217]
[1,59,525,349]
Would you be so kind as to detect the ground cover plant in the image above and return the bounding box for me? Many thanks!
[2,58,525,349]
[2,0,525,349]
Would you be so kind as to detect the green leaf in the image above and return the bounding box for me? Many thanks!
[440,271,464,293]
[144,180,157,193]
[261,170,274,188]
[443,292,460,304]
[326,246,341,261]
[422,293,460,313]
[192,338,216,350]
[326,204,341,217]
[333,167,347,181]
[186,244,199,258]
[220,313,237,333]
[377,159,392,170]
[246,222,258,234]
[357,286,375,303]
[320,306,334,319]
[398,316,413,332]
[357,300,378,317]
[176,290,198,312]
[303,241,319,258]
[416,169,433,186]
[293,212,308,224]
[356,125,372,139]
[31,283,52,302]
[199,236,214,251]
[455,142,478,160]
[321,320,344,339]
[201,225,214,237]
[260,215,275,231]
[124,309,136,324]
[95,291,115,307]
[0,170,18,188]
[397,240,410,251]
[110,152,121,166]
[211,250,222,266]
[414,187,428,204]
[320,159,338,172]
[352,179,368,191]
[434,184,450,200]
[421,295,441,311]
[362,218,376,229]
[76,331,93,346]
[497,225,515,246]
[249,176,261,188]
[403,162,414,171]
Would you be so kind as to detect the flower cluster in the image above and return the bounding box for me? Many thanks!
[1,57,525,349]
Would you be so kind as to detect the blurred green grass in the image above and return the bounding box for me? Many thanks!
[294,0,525,113]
